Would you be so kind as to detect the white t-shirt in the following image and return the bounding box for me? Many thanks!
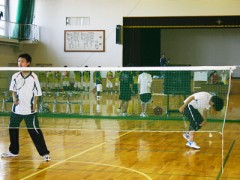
[138,72,152,94]
[9,71,42,115]
[184,92,212,111]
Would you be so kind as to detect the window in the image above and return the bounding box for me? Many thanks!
[1,0,39,40]
[0,0,6,36]
[66,17,90,26]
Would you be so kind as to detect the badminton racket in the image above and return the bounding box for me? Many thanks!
[14,77,25,90]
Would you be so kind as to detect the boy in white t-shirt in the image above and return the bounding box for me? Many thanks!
[179,92,224,149]
[138,71,153,117]
[1,54,50,161]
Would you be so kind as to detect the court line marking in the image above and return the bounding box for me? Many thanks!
[20,130,152,180]
[216,139,235,180]
[1,127,225,133]
[65,161,152,179]
[11,121,228,179]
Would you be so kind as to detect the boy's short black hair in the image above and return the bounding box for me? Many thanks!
[212,96,224,111]
[18,53,32,63]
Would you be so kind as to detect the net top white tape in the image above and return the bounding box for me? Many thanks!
[0,66,237,72]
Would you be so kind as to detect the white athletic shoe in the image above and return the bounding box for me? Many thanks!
[117,108,122,116]
[1,152,18,158]
[117,108,121,113]
[43,154,51,162]
[186,141,200,149]
[140,112,148,117]
[122,112,128,116]
[183,133,189,141]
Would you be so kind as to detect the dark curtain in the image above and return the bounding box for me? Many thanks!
[140,28,161,66]
[13,0,35,39]
[123,28,141,66]
[123,27,160,67]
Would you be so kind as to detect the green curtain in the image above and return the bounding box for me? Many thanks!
[12,0,35,39]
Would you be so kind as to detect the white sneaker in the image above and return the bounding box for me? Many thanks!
[140,112,148,117]
[117,108,121,113]
[183,133,189,141]
[122,112,128,116]
[186,141,200,149]
[143,113,148,117]
[1,152,18,158]
[140,112,145,117]
[43,154,51,161]
[117,108,122,116]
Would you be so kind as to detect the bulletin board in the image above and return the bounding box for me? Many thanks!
[193,71,208,81]
[64,30,105,52]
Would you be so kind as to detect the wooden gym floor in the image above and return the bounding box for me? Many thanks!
[0,92,240,180]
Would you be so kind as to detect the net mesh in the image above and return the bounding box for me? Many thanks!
[0,66,235,132]
[0,66,237,177]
